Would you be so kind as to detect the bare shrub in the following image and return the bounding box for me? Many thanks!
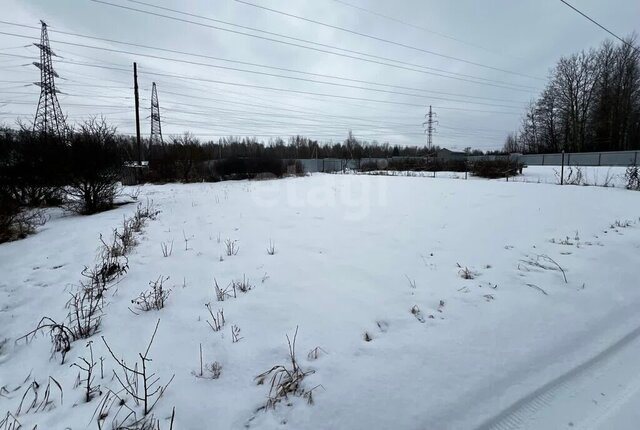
[203,362,223,380]
[224,239,239,256]
[232,275,253,294]
[65,117,124,215]
[160,240,173,257]
[102,319,174,416]
[0,205,47,244]
[519,254,568,283]
[16,376,63,415]
[566,167,584,185]
[116,217,137,256]
[192,344,222,380]
[611,219,632,228]
[127,187,141,201]
[231,325,243,343]
[18,193,154,367]
[94,390,175,430]
[556,166,585,186]
[71,341,101,403]
[100,229,125,259]
[213,278,235,302]
[97,235,129,284]
[131,276,171,312]
[18,317,74,364]
[601,168,615,188]
[0,411,22,430]
[67,281,105,340]
[457,264,476,279]
[255,327,316,411]
[136,199,160,221]
[204,303,225,332]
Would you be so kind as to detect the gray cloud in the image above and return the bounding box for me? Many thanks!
[1,0,638,150]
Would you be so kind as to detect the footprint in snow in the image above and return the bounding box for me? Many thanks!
[376,320,389,332]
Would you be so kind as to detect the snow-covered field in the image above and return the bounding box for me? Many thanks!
[2,169,640,429]
[360,166,630,188]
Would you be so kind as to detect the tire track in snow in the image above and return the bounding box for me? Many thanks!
[475,323,640,430]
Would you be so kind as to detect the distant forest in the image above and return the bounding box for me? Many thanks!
[504,37,640,154]
[0,126,454,162]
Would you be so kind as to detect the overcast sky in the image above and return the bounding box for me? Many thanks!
[1,0,638,151]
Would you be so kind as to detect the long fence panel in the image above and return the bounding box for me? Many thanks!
[295,150,639,173]
[518,150,638,166]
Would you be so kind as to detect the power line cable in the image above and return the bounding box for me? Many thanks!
[17,22,526,104]
[86,0,539,92]
[329,0,525,61]
[559,0,639,53]
[0,30,526,109]
[1,50,521,115]
[234,0,543,81]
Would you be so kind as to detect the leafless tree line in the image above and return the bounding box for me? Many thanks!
[504,36,640,154]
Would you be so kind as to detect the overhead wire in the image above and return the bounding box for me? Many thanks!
[86,0,540,92]
[234,0,543,81]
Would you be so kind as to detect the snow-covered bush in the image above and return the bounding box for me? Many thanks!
[625,165,640,190]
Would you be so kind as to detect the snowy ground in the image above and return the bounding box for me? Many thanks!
[2,170,640,429]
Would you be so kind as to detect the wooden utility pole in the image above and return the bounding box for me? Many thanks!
[133,62,141,166]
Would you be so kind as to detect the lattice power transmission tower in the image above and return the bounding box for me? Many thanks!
[33,20,66,136]
[150,82,163,149]
[423,105,438,149]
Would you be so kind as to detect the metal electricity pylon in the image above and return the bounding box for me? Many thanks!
[33,20,66,136]
[422,105,438,149]
[150,82,163,147]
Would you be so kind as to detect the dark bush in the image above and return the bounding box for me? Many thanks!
[0,127,68,207]
[359,161,379,172]
[215,157,286,180]
[285,159,305,176]
[0,190,47,243]
[148,133,214,183]
[0,127,63,242]
[387,157,428,171]
[425,159,467,172]
[470,159,524,179]
[359,157,468,173]
[65,118,125,214]
[148,144,179,183]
